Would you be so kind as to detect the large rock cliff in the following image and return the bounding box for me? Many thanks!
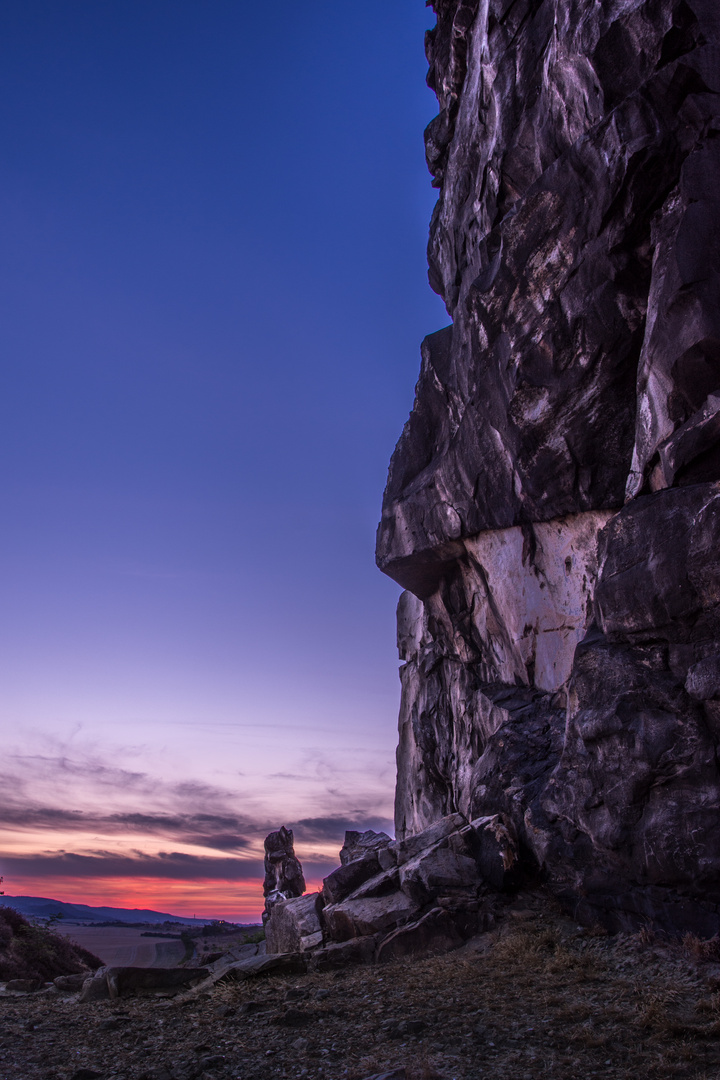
[377,0,720,935]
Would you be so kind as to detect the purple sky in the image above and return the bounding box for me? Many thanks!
[0,0,447,919]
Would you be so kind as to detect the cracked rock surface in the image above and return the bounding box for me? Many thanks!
[377,0,720,935]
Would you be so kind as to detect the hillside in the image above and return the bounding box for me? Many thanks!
[3,895,210,926]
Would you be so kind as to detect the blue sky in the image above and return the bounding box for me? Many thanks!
[0,0,447,918]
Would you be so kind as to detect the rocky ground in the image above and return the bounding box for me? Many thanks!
[3,891,720,1080]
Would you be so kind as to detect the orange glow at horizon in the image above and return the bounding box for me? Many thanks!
[3,875,327,923]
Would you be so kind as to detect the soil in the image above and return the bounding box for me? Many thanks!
[2,890,720,1080]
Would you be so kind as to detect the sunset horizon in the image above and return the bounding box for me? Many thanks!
[0,0,439,924]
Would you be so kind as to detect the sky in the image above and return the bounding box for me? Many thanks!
[0,1,447,920]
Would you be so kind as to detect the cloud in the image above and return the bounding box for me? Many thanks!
[0,849,338,884]
[0,851,265,880]
[0,805,260,851]
[0,730,393,905]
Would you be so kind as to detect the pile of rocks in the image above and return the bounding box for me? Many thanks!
[264,816,520,968]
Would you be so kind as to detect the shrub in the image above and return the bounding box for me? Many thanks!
[0,905,102,982]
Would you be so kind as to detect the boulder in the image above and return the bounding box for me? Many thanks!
[218,951,307,981]
[341,866,399,901]
[389,814,467,867]
[78,966,208,1002]
[376,907,464,963]
[322,893,418,943]
[265,892,323,955]
[322,853,383,905]
[398,843,480,907]
[78,973,110,1002]
[105,966,209,999]
[339,829,392,866]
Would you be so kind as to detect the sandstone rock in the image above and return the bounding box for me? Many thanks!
[376,907,464,963]
[79,965,209,1003]
[322,893,418,943]
[323,853,383,905]
[389,814,467,866]
[263,826,305,925]
[218,951,307,981]
[341,866,399,901]
[377,0,720,934]
[265,893,323,955]
[398,843,480,907]
[78,973,110,1002]
[339,829,392,866]
[105,966,209,999]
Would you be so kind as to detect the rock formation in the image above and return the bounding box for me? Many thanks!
[264,820,511,963]
[377,0,720,935]
[262,826,305,926]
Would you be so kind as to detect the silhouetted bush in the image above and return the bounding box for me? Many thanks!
[0,906,102,982]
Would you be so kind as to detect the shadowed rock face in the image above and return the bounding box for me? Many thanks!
[262,827,306,926]
[378,0,720,935]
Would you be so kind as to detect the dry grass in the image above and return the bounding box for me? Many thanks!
[0,905,101,982]
[210,896,720,1079]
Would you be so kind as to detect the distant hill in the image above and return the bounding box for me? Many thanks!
[1,895,214,925]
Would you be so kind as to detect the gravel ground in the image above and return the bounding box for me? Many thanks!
[2,892,720,1080]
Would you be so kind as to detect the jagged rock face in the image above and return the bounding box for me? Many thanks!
[262,827,306,925]
[378,0,720,934]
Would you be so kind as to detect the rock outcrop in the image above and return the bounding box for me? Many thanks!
[377,0,720,935]
[264,821,508,963]
[262,826,306,926]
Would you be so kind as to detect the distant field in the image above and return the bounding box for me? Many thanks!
[58,926,186,968]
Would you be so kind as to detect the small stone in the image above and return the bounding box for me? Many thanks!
[291,1036,309,1051]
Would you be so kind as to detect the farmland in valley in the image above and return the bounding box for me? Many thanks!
[57,925,186,968]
